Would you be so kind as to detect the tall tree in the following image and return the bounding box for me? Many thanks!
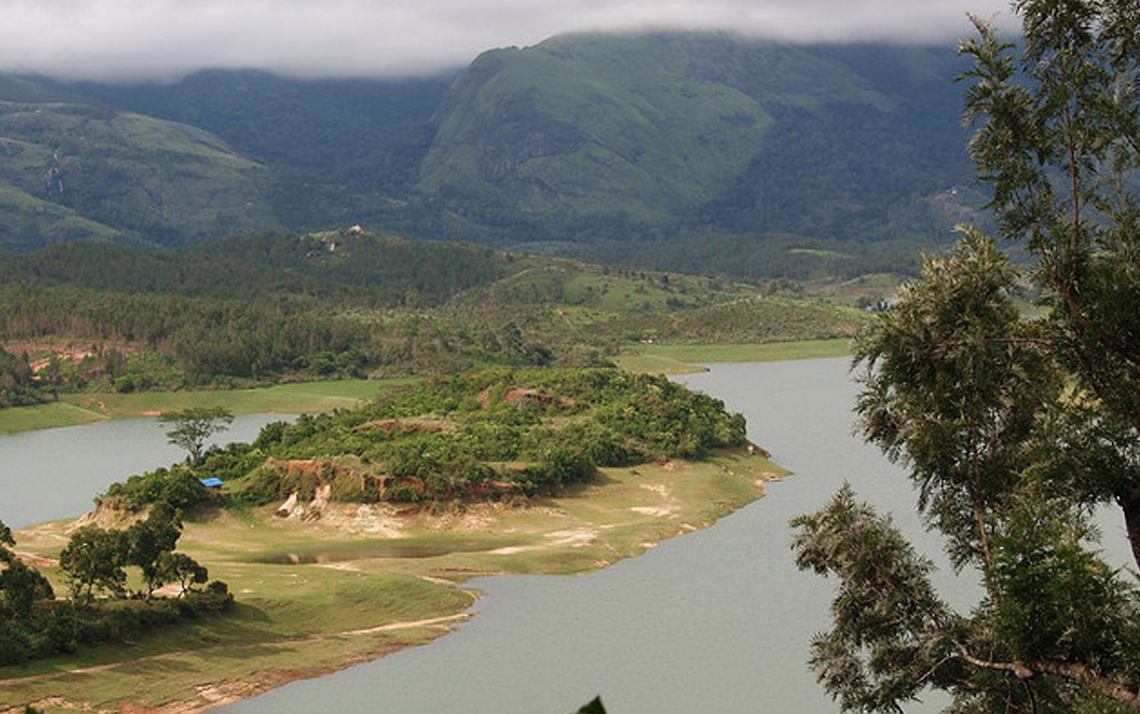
[59,526,127,604]
[125,503,184,598]
[960,1,1140,567]
[158,406,234,464]
[791,2,1140,710]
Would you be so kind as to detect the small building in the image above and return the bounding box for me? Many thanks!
[199,477,223,490]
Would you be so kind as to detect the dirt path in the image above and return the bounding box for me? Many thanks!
[0,613,471,687]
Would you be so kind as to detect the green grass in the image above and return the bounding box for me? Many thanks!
[0,379,418,435]
[615,338,854,374]
[0,402,108,434]
[2,447,783,713]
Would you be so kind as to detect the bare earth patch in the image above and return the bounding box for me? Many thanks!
[1,446,785,714]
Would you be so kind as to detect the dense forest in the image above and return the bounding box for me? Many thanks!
[0,230,871,402]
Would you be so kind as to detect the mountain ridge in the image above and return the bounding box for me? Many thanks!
[0,32,981,273]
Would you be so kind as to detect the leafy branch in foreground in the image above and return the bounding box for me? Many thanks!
[792,2,1140,709]
[793,234,1140,713]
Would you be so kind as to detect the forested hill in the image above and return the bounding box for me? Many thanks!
[0,231,510,306]
[414,35,977,244]
[0,33,979,267]
[0,231,870,397]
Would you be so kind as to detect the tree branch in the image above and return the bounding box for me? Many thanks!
[954,642,1140,708]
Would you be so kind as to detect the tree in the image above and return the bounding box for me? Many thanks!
[125,503,183,598]
[959,2,1140,567]
[158,406,234,464]
[157,552,208,596]
[793,234,1140,713]
[791,2,1140,707]
[0,517,13,564]
[59,526,127,604]
[0,517,55,620]
[0,560,54,619]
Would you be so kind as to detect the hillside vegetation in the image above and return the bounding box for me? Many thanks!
[0,98,275,250]
[104,368,749,511]
[0,33,978,274]
[0,231,870,401]
[416,34,975,245]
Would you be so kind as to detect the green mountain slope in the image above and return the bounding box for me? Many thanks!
[0,94,276,250]
[0,33,979,270]
[419,34,778,223]
[415,33,976,243]
[74,70,453,230]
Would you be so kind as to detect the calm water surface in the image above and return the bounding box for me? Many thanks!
[219,358,994,714]
[0,414,286,529]
[3,361,1132,713]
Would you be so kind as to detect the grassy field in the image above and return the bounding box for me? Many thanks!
[1,447,784,714]
[614,338,854,374]
[0,379,416,435]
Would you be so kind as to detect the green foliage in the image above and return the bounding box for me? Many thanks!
[103,466,210,511]
[205,368,747,506]
[0,230,875,399]
[575,697,607,714]
[158,406,234,464]
[0,517,222,667]
[794,235,1140,708]
[0,560,54,619]
[125,503,185,597]
[0,349,51,408]
[791,486,954,712]
[59,526,128,603]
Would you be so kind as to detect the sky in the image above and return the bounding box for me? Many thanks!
[0,0,1020,82]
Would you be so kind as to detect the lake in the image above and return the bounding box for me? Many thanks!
[0,414,286,529]
[214,358,998,714]
[2,359,1133,713]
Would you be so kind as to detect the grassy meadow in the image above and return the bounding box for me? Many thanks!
[0,379,415,435]
[615,338,854,374]
[1,447,783,714]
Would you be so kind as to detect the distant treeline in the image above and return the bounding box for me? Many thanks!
[0,231,871,402]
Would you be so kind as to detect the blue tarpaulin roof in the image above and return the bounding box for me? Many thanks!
[199,477,224,487]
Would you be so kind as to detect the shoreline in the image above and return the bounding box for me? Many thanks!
[0,342,852,436]
[1,450,786,714]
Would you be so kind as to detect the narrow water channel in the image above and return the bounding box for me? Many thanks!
[217,358,988,714]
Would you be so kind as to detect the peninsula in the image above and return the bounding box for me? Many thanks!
[0,368,785,714]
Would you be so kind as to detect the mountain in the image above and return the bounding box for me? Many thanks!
[0,79,276,250]
[0,33,983,272]
[74,70,454,230]
[413,34,979,244]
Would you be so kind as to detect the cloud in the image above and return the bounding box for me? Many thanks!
[0,0,1019,82]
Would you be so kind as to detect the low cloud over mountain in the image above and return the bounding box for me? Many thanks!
[0,0,1016,81]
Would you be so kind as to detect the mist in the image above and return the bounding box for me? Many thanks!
[0,0,1018,82]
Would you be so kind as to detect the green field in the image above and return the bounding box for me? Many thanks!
[0,379,416,435]
[614,338,854,374]
[2,448,783,714]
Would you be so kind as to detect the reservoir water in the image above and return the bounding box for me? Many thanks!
[2,360,1133,713]
[1,414,286,529]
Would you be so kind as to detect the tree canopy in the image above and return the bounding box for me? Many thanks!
[158,406,234,464]
[791,1,1140,711]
